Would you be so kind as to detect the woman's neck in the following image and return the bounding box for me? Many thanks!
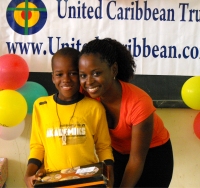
[100,80,122,104]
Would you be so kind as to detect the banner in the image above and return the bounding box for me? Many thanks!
[0,0,199,75]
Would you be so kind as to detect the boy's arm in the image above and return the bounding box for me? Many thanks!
[93,104,114,187]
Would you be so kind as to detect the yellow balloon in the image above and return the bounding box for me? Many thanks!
[0,90,27,127]
[181,76,200,110]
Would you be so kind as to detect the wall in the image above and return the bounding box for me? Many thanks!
[0,108,200,188]
[157,109,200,188]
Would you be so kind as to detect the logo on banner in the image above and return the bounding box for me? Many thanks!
[6,0,47,35]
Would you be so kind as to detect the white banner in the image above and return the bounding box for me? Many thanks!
[0,0,199,75]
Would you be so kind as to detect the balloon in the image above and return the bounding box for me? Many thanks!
[0,54,29,90]
[0,120,25,140]
[0,90,27,127]
[17,81,48,114]
[193,112,200,139]
[181,76,200,110]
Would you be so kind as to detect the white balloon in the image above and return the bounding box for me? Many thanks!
[0,120,25,140]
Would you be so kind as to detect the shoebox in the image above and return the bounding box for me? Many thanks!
[34,162,108,187]
[0,158,8,188]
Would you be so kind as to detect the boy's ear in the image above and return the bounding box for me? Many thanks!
[52,73,55,84]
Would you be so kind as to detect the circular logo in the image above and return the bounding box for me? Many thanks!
[6,0,47,35]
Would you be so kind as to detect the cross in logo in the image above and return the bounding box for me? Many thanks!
[6,0,47,35]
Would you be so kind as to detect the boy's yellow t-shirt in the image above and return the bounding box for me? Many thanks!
[29,93,113,172]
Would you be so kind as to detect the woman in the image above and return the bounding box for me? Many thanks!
[79,38,173,187]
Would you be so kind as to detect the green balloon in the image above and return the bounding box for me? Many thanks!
[17,81,48,114]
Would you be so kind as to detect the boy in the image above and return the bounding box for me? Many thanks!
[24,47,114,188]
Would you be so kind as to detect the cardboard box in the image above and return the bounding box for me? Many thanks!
[0,158,8,188]
[34,162,108,188]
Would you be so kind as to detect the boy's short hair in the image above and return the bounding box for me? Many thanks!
[51,47,80,69]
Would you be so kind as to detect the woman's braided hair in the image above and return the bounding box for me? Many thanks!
[80,38,136,82]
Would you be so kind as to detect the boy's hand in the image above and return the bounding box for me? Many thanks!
[35,168,46,179]
[106,165,114,188]
[24,174,38,188]
[24,163,46,188]
[24,169,46,188]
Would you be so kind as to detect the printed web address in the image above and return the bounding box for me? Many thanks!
[5,37,200,59]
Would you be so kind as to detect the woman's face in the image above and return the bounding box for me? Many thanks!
[79,53,115,99]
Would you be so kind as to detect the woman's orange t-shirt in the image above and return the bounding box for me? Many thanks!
[109,81,169,154]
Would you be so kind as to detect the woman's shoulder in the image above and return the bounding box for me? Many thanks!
[120,80,150,97]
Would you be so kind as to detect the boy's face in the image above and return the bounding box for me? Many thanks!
[52,54,80,101]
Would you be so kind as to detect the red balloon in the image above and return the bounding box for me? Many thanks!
[0,54,29,90]
[193,112,200,139]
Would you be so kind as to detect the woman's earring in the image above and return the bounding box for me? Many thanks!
[114,77,115,80]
